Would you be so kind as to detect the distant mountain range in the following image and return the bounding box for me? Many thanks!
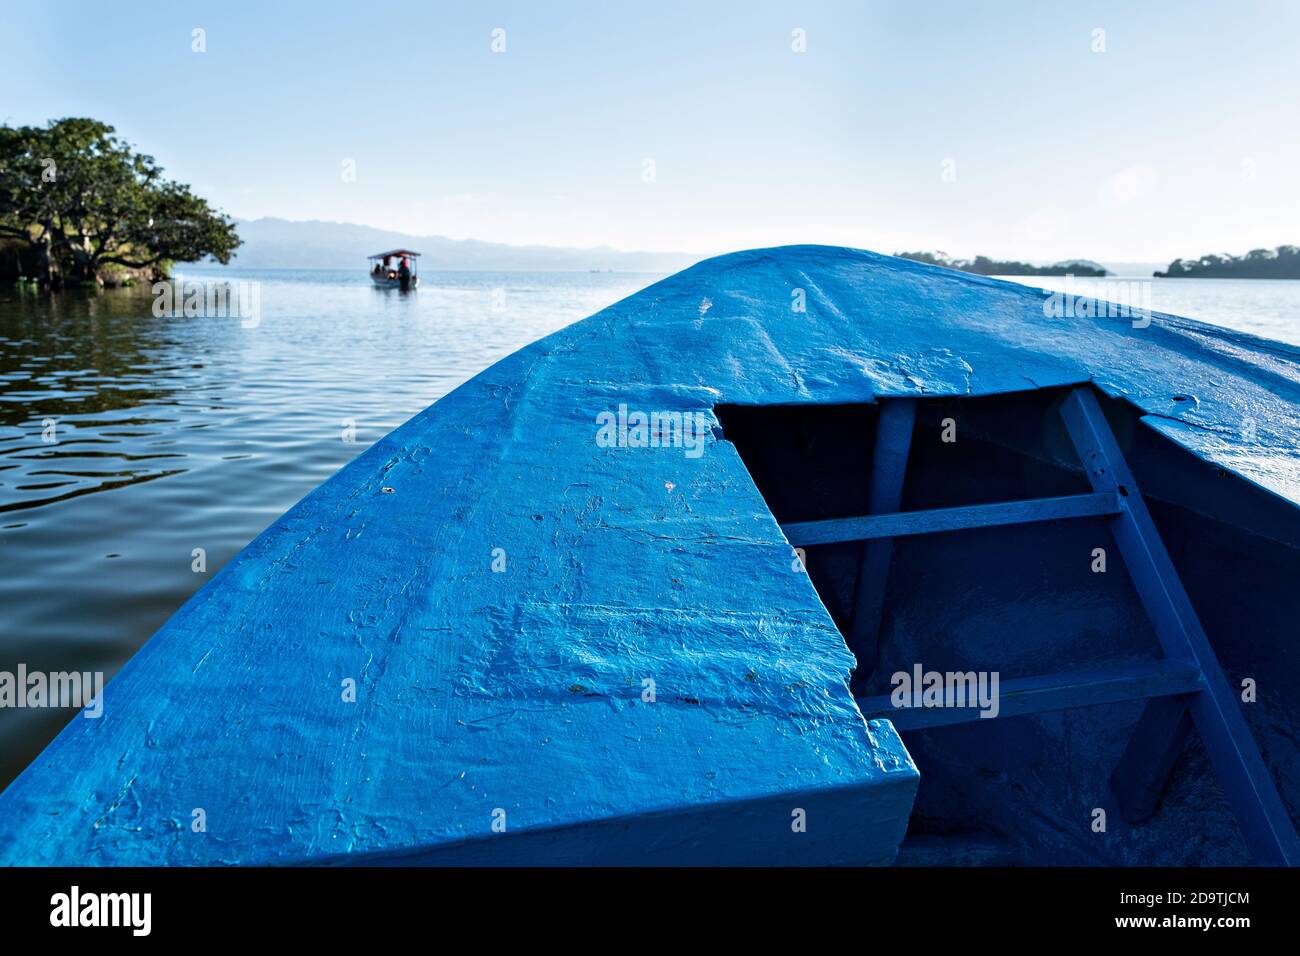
[207,218,701,272]
[195,219,1170,277]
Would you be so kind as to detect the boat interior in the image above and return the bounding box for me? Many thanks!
[717,384,1300,865]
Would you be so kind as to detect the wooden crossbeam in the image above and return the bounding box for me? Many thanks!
[828,385,1295,865]
[1060,387,1300,866]
[783,491,1118,547]
[1110,696,1194,824]
[845,399,914,686]
[857,660,1203,731]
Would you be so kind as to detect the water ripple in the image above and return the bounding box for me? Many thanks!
[0,267,656,788]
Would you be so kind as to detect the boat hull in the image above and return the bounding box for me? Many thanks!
[2,245,1298,866]
[370,274,419,289]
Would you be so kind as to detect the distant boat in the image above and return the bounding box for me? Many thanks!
[368,249,420,290]
[2,246,1298,866]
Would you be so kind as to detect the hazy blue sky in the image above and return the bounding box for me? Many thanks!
[4,1,1298,262]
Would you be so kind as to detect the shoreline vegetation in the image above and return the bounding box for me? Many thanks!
[1155,246,1300,279]
[0,118,240,288]
[895,251,1107,276]
[899,248,1300,280]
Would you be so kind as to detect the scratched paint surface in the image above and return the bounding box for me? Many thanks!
[2,245,1298,865]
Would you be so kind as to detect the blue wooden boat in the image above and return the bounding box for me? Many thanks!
[2,246,1298,866]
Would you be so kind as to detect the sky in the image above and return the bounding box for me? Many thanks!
[3,0,1299,263]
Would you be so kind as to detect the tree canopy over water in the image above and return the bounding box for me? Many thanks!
[0,118,240,286]
[896,251,1107,277]
[1156,246,1300,279]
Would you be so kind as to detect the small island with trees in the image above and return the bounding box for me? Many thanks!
[0,118,240,288]
[896,251,1108,276]
[1155,245,1300,279]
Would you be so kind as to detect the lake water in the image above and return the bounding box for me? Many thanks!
[0,268,654,787]
[2,266,1299,789]
[999,274,1300,347]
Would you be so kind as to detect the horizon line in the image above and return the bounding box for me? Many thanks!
[228,216,1194,266]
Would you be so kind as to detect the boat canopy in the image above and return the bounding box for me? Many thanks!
[368,249,421,260]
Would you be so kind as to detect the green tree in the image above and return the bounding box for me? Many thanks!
[0,118,240,285]
[0,123,64,283]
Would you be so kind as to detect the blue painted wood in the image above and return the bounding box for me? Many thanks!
[1060,386,1300,866]
[783,491,1119,547]
[0,245,1296,866]
[846,399,914,679]
[1111,696,1194,824]
[857,660,1203,731]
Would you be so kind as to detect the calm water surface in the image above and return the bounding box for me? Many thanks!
[0,268,655,785]
[1001,274,1300,346]
[1,268,1299,787]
